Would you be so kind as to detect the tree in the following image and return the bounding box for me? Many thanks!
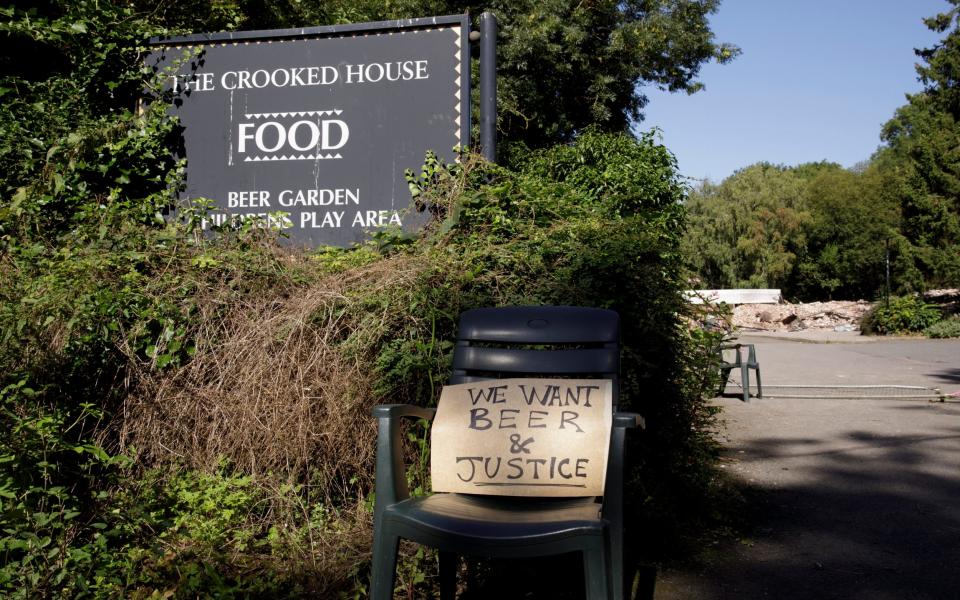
[682,163,815,291]
[682,157,926,301]
[459,0,739,149]
[794,165,902,300]
[880,0,960,287]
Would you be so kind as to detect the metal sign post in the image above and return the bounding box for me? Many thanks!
[479,12,497,163]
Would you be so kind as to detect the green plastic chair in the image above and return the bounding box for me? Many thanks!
[370,306,643,599]
[718,342,762,402]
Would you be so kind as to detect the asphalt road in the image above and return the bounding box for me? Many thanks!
[737,330,960,390]
[654,332,960,600]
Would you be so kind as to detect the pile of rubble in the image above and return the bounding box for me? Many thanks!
[731,300,873,332]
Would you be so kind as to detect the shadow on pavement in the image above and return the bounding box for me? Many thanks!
[656,401,960,600]
[927,367,960,384]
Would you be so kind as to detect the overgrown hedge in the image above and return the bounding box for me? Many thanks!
[0,4,724,597]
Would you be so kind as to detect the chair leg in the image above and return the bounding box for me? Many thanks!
[754,366,763,399]
[583,547,612,600]
[609,525,624,600]
[740,362,750,402]
[370,530,400,600]
[439,551,458,600]
[718,367,732,395]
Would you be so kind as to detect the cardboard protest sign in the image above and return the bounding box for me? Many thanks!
[431,378,612,497]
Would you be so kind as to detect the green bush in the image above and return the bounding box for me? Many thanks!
[2,128,725,597]
[0,3,724,597]
[924,316,960,338]
[860,295,943,335]
[0,379,129,599]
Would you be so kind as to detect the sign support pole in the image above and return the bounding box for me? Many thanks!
[480,12,497,164]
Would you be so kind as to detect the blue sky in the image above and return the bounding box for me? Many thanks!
[638,0,948,184]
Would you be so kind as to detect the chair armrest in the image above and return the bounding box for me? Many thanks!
[719,343,745,368]
[602,410,643,574]
[372,403,436,420]
[604,411,643,511]
[614,411,644,430]
[372,404,436,521]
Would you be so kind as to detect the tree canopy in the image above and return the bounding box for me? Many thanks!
[682,158,925,301]
[684,162,820,293]
[880,0,960,286]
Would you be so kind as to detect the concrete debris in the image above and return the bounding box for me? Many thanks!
[732,300,873,332]
[926,288,960,300]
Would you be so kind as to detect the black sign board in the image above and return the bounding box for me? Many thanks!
[147,15,470,247]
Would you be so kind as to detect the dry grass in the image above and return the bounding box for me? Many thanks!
[118,253,425,494]
[107,252,432,588]
[81,167,473,591]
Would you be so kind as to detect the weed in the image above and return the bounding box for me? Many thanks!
[860,295,942,334]
[924,316,960,338]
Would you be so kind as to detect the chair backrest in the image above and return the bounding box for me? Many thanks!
[450,306,620,409]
